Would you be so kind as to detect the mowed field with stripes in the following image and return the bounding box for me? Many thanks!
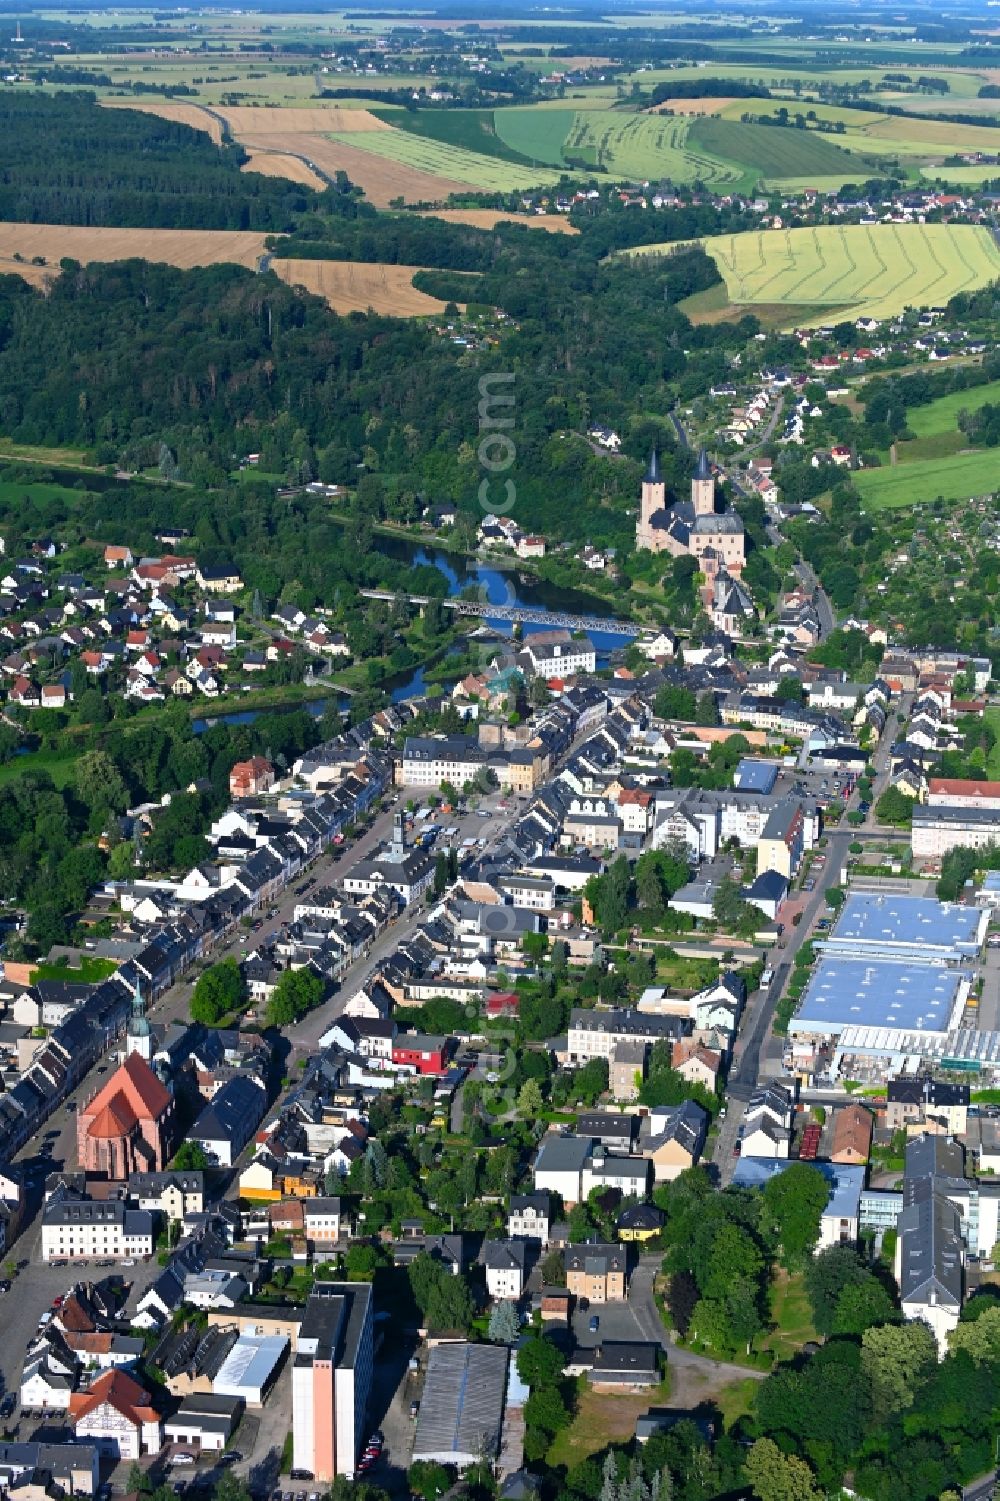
[628,223,1000,325]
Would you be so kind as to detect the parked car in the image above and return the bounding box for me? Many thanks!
[173,1454,195,1467]
[588,1315,599,1334]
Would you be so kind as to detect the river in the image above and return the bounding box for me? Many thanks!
[194,536,635,732]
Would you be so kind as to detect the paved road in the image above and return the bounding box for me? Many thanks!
[629,1259,766,1399]
[963,1471,997,1501]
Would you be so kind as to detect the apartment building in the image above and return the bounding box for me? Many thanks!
[518,629,596,678]
[291,1282,373,1482]
[563,1242,630,1303]
[566,1008,686,1065]
[41,1190,154,1264]
[757,799,805,880]
[398,736,488,788]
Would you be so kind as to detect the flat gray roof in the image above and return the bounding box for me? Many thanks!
[827,892,985,957]
[793,957,967,1038]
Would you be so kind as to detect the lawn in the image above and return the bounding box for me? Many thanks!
[0,746,77,789]
[905,380,1000,438]
[761,1270,819,1363]
[546,1378,672,1468]
[854,448,1000,509]
[31,955,118,984]
[653,223,1000,326]
[982,709,1000,778]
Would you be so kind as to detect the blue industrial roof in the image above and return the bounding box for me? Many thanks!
[734,758,779,794]
[793,956,967,1037]
[733,1157,865,1222]
[826,892,985,957]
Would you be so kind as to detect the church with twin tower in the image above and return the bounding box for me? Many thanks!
[634,446,746,582]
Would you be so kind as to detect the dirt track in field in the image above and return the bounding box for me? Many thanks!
[99,98,223,143]
[238,132,467,206]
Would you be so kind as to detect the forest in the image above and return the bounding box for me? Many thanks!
[0,92,320,229]
[0,226,745,550]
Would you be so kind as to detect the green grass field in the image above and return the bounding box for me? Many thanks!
[327,126,559,189]
[906,380,1000,437]
[493,105,578,166]
[855,449,1000,509]
[659,223,1000,324]
[690,115,878,182]
[370,107,542,167]
[562,111,747,186]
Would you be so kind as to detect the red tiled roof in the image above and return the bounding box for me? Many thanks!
[70,1368,152,1424]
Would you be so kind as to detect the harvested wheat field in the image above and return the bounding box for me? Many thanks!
[650,97,738,115]
[219,106,389,134]
[270,258,460,315]
[239,133,466,207]
[100,98,222,144]
[241,150,326,190]
[418,208,579,233]
[0,224,267,285]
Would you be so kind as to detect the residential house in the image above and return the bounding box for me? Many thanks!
[482,1240,527,1301]
[563,1242,630,1303]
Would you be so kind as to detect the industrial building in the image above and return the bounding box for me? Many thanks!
[411,1342,510,1470]
[213,1333,287,1407]
[291,1281,373,1483]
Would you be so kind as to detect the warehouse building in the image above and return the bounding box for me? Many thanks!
[411,1342,510,1470]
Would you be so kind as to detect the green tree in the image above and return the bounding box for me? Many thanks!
[745,1438,821,1501]
[189,957,245,1025]
[861,1320,937,1421]
[516,1334,565,1388]
[488,1298,521,1344]
[524,1383,571,1437]
[266,965,324,1026]
[424,1272,474,1334]
[74,748,128,817]
[761,1163,830,1268]
[517,1078,544,1118]
[831,1274,898,1336]
[171,1141,209,1171]
[946,1304,1000,1364]
[407,1462,451,1501]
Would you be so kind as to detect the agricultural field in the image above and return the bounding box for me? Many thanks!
[416,209,578,233]
[325,126,560,190]
[100,98,222,144]
[715,95,1000,169]
[493,106,580,166]
[690,116,878,182]
[634,224,1000,326]
[235,132,469,207]
[562,112,746,186]
[854,450,1000,509]
[268,258,458,315]
[0,223,268,284]
[370,107,541,166]
[217,106,390,134]
[240,151,326,191]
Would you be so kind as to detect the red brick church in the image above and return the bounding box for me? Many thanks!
[76,1054,176,1180]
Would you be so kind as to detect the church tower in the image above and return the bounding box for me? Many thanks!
[636,449,666,549]
[126,980,153,1064]
[691,447,715,517]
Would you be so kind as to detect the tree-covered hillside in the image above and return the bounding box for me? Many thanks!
[0,92,320,229]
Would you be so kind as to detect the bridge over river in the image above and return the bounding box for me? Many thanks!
[358,589,643,637]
